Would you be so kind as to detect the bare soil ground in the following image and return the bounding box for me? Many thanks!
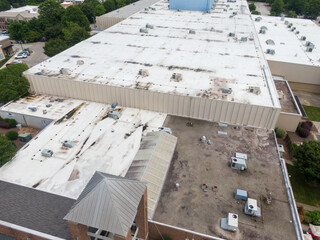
[153,116,297,240]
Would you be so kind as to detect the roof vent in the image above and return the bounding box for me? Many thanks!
[259,29,266,34]
[171,73,183,82]
[249,86,261,95]
[255,17,262,22]
[296,31,300,34]
[222,88,232,94]
[77,60,84,65]
[139,28,148,34]
[28,106,37,112]
[300,36,306,40]
[291,27,296,31]
[228,32,235,37]
[60,68,71,75]
[138,69,149,77]
[288,23,293,28]
[266,39,275,45]
[41,149,53,158]
[266,49,275,55]
[146,24,154,29]
[144,7,149,11]
[189,29,196,34]
[63,140,74,148]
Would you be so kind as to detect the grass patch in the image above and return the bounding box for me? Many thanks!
[286,164,320,206]
[0,56,10,68]
[303,105,320,122]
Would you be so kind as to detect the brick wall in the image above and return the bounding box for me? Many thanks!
[135,189,148,240]
[0,224,48,240]
[67,221,90,240]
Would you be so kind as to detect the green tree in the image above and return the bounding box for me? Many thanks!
[0,64,30,103]
[6,131,18,140]
[95,4,105,16]
[38,0,65,26]
[305,210,320,225]
[249,3,256,12]
[24,30,42,42]
[271,0,284,15]
[294,141,320,183]
[0,0,11,11]
[115,0,126,8]
[103,0,115,13]
[286,10,297,17]
[44,24,63,40]
[62,5,90,31]
[80,3,96,23]
[305,0,320,19]
[0,134,17,166]
[44,38,68,57]
[286,0,306,15]
[62,22,90,46]
[7,21,28,41]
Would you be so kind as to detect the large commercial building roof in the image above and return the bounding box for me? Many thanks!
[25,0,279,109]
[0,180,74,239]
[254,15,320,67]
[0,98,166,199]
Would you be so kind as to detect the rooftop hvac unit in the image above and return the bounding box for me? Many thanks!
[227,0,236,2]
[111,102,117,108]
[296,31,300,34]
[266,49,275,55]
[300,36,306,40]
[144,7,149,11]
[228,32,235,37]
[43,109,47,114]
[249,86,261,95]
[139,28,148,34]
[232,11,237,15]
[284,20,289,25]
[138,69,149,77]
[41,149,53,158]
[158,127,172,134]
[230,157,247,170]
[244,198,261,217]
[171,73,182,82]
[60,68,71,75]
[46,104,52,108]
[291,27,296,31]
[222,88,232,94]
[255,17,262,22]
[306,46,314,52]
[28,106,37,112]
[63,140,75,148]
[259,29,266,34]
[108,111,121,120]
[306,41,314,47]
[220,213,238,232]
[288,23,293,28]
[189,29,196,34]
[240,37,247,42]
[146,23,154,29]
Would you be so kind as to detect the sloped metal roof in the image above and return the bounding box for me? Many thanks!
[125,131,177,218]
[64,172,146,237]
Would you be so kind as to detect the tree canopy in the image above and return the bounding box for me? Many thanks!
[0,134,17,166]
[0,0,11,11]
[271,0,285,15]
[103,0,116,13]
[294,141,320,183]
[38,0,66,26]
[62,5,90,31]
[0,64,30,104]
[43,38,68,57]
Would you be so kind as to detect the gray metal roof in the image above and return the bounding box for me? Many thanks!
[99,0,160,18]
[64,172,146,237]
[0,180,75,239]
[125,131,177,218]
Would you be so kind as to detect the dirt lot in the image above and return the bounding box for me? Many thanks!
[0,126,40,149]
[153,116,297,240]
[275,81,299,114]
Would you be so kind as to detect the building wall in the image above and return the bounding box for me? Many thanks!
[268,60,320,93]
[67,222,90,240]
[287,82,320,93]
[26,74,281,129]
[277,112,301,132]
[148,220,223,240]
[96,16,124,30]
[0,110,53,129]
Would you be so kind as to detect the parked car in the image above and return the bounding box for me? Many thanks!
[6,60,23,67]
[15,52,27,59]
[22,50,30,56]
[1,30,8,34]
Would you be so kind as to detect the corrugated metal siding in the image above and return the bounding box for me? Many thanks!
[96,17,124,30]
[64,172,146,237]
[126,131,177,218]
[26,74,280,129]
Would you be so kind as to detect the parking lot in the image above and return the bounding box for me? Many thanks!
[153,116,297,240]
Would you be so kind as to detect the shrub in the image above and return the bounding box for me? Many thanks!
[304,210,320,225]
[298,128,310,138]
[160,236,172,240]
[4,118,17,128]
[297,122,302,131]
[6,131,18,140]
[275,128,286,138]
[301,121,313,130]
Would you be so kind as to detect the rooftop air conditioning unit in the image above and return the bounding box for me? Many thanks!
[146,24,154,29]
[306,41,313,47]
[63,140,75,148]
[222,88,232,94]
[228,32,235,37]
[284,20,289,25]
[255,17,262,22]
[296,31,300,34]
[171,73,183,82]
[306,46,314,52]
[266,49,275,55]
[288,23,293,28]
[240,37,247,42]
[300,36,306,40]
[249,86,261,95]
[28,106,37,112]
[291,27,296,31]
[189,29,196,34]
[139,28,148,34]
[41,149,53,158]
